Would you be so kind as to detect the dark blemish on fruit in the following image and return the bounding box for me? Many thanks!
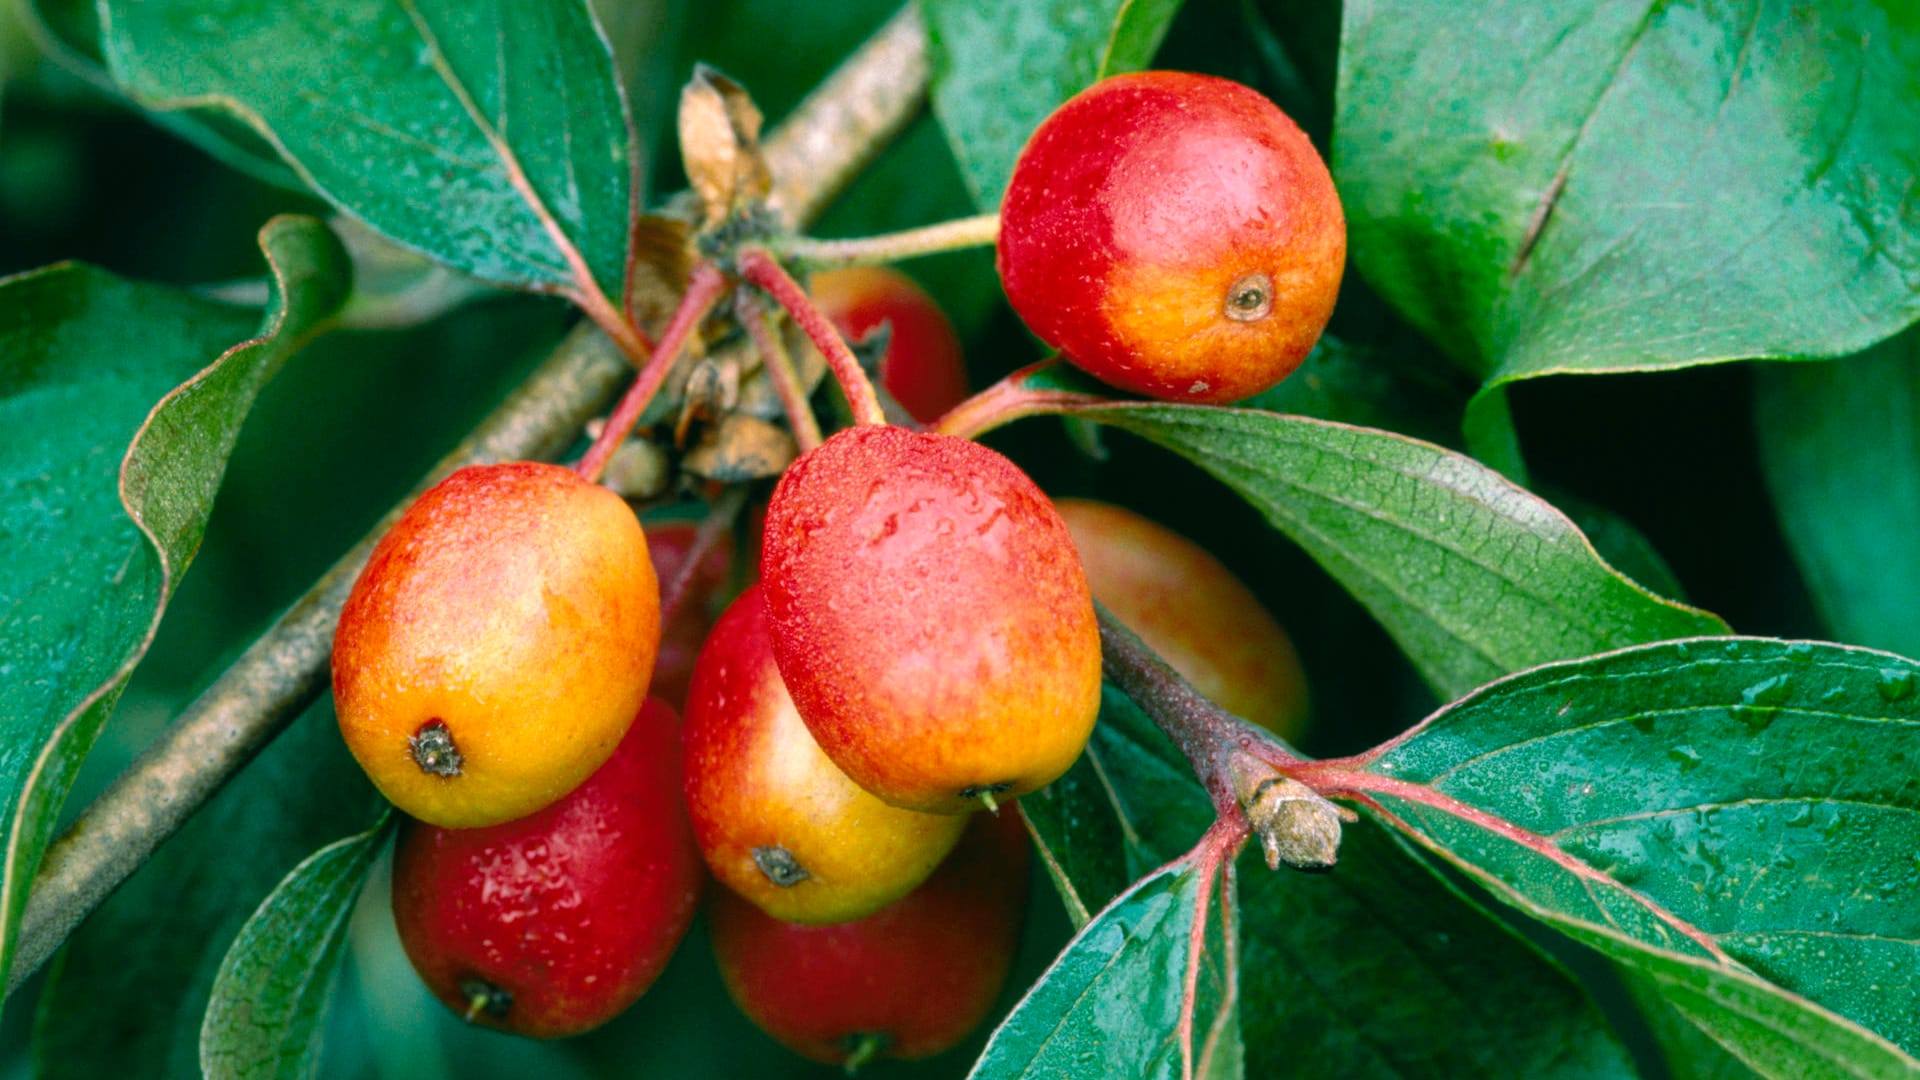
[410,719,464,778]
[753,845,812,887]
[1224,272,1273,322]
[459,975,513,1021]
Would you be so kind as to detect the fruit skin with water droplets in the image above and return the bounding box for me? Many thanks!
[390,698,702,1039]
[1057,498,1309,739]
[684,583,966,924]
[760,424,1101,813]
[809,266,970,424]
[332,461,660,828]
[709,809,1028,1066]
[997,70,1344,404]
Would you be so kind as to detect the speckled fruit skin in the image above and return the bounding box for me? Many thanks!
[685,584,967,924]
[710,810,1028,1065]
[1057,498,1309,739]
[333,462,659,828]
[390,698,702,1039]
[760,425,1101,814]
[809,266,969,424]
[997,71,1345,404]
[643,518,735,710]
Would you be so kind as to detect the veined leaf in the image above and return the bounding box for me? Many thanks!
[1069,401,1726,699]
[925,0,1186,208]
[1335,0,1920,399]
[1322,637,1920,1073]
[0,217,349,996]
[200,811,393,1079]
[100,0,637,303]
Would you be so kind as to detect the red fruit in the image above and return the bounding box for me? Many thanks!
[760,425,1102,813]
[998,71,1345,404]
[685,584,967,924]
[390,698,703,1039]
[643,518,735,710]
[710,810,1029,1066]
[809,266,969,424]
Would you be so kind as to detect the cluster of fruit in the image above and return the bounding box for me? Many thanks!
[328,70,1339,1066]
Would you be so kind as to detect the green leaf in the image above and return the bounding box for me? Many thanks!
[1624,971,1766,1080]
[1344,636,1920,1072]
[925,0,1186,208]
[1072,402,1726,699]
[1050,690,1635,1078]
[1241,335,1468,449]
[1021,753,1134,929]
[969,856,1239,1080]
[0,217,349,994]
[32,701,380,1079]
[20,0,316,192]
[1756,333,1920,658]
[200,811,393,1080]
[1335,0,1920,390]
[100,0,637,302]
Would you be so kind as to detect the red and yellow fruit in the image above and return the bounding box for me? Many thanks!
[710,810,1029,1066]
[998,71,1345,404]
[1057,498,1309,739]
[333,462,659,828]
[760,425,1101,813]
[809,266,970,424]
[390,697,702,1038]
[684,583,968,923]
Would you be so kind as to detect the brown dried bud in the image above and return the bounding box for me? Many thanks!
[1231,754,1345,871]
[682,413,798,482]
[677,65,772,228]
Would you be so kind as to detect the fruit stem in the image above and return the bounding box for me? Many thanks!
[736,289,825,451]
[1095,605,1346,869]
[573,283,657,368]
[977,790,999,814]
[575,261,733,484]
[841,1032,886,1075]
[931,361,1112,440]
[735,245,888,428]
[772,212,1001,268]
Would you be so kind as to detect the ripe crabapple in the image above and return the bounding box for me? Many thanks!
[998,71,1345,404]
[760,424,1101,813]
[1057,498,1309,738]
[709,809,1029,1066]
[390,698,702,1038]
[333,462,659,828]
[684,583,966,924]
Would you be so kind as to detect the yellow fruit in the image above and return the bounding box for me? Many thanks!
[332,462,660,828]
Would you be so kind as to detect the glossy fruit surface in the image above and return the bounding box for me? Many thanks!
[685,584,967,924]
[809,266,969,424]
[1057,498,1309,739]
[643,517,735,710]
[761,425,1101,813]
[333,461,659,828]
[391,698,702,1039]
[998,70,1345,404]
[710,810,1029,1065]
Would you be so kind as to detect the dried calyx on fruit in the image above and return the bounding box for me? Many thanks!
[760,423,1101,813]
[998,71,1345,404]
[684,583,967,924]
[390,698,703,1038]
[332,462,660,828]
[709,810,1029,1067]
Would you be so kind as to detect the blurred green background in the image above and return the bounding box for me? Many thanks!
[0,0,1824,1074]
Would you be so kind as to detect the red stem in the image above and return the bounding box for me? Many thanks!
[736,290,825,452]
[931,361,1112,440]
[576,262,731,484]
[735,245,886,428]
